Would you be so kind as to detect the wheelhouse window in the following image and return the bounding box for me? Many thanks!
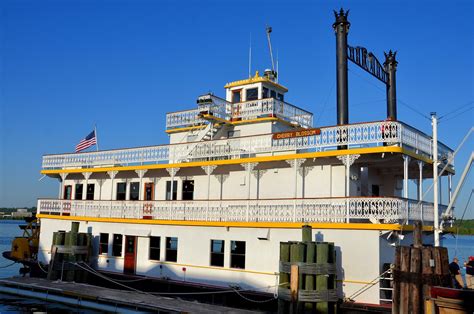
[74,184,83,200]
[112,234,123,257]
[86,184,95,200]
[230,241,246,269]
[232,90,241,103]
[149,236,161,261]
[210,240,225,267]
[63,185,72,200]
[116,182,126,200]
[166,181,177,200]
[277,93,284,101]
[182,180,194,200]
[165,237,178,262]
[129,182,140,201]
[262,87,269,99]
[245,88,258,101]
[270,90,277,99]
[99,233,109,255]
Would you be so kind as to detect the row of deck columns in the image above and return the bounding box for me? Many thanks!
[56,155,453,208]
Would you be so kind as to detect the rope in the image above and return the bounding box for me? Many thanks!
[73,262,286,300]
[0,261,16,269]
[79,262,149,282]
[346,267,392,301]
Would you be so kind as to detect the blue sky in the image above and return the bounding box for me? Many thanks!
[1,0,473,218]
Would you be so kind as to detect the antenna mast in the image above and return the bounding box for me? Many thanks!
[266,26,276,73]
[248,33,252,78]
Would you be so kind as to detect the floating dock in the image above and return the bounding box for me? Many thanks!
[0,277,259,313]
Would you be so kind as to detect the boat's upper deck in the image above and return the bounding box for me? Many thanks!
[42,119,453,172]
[41,72,454,172]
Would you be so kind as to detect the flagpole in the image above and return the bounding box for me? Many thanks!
[94,124,99,151]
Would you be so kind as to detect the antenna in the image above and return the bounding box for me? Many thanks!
[266,26,275,72]
[248,33,252,78]
[276,50,279,83]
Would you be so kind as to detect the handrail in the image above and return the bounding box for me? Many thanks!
[166,98,313,129]
[37,197,443,224]
[41,120,454,170]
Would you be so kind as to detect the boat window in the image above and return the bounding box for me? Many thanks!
[86,184,95,200]
[116,182,126,200]
[270,90,277,99]
[230,241,246,269]
[277,93,284,101]
[245,88,258,101]
[63,185,72,200]
[182,180,194,200]
[112,234,123,257]
[165,237,178,262]
[75,184,83,200]
[99,233,109,255]
[232,90,241,103]
[165,181,178,200]
[149,236,161,261]
[210,240,225,267]
[372,184,380,197]
[262,87,269,99]
[129,182,140,201]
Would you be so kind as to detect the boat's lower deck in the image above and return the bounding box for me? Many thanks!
[38,217,433,304]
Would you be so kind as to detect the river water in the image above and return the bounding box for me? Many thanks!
[0,220,473,312]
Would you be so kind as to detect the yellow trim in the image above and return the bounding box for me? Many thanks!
[165,125,206,134]
[224,72,288,92]
[36,214,433,231]
[41,146,437,175]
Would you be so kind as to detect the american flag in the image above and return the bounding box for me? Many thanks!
[75,130,97,152]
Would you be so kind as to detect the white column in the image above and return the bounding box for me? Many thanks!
[299,166,314,199]
[216,174,229,200]
[402,155,410,199]
[166,168,179,200]
[337,155,360,223]
[83,172,92,200]
[97,179,104,201]
[448,174,452,204]
[431,112,440,247]
[418,161,424,222]
[252,169,267,200]
[58,173,68,199]
[107,171,118,200]
[243,163,257,221]
[107,171,118,217]
[202,166,217,221]
[286,159,305,222]
[135,170,148,201]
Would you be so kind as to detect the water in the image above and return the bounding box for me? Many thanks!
[0,220,101,313]
[0,220,473,312]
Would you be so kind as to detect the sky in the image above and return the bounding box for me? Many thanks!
[0,0,473,218]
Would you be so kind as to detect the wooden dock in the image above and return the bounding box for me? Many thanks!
[0,277,260,313]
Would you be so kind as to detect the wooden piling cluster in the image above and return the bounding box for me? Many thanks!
[278,225,338,314]
[47,222,92,282]
[392,221,452,314]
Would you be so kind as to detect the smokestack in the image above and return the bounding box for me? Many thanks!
[384,50,398,120]
[333,8,350,126]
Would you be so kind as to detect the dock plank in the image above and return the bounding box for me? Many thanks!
[0,277,260,313]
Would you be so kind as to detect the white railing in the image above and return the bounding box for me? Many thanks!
[42,120,453,170]
[37,197,439,224]
[166,98,313,129]
[232,98,313,128]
